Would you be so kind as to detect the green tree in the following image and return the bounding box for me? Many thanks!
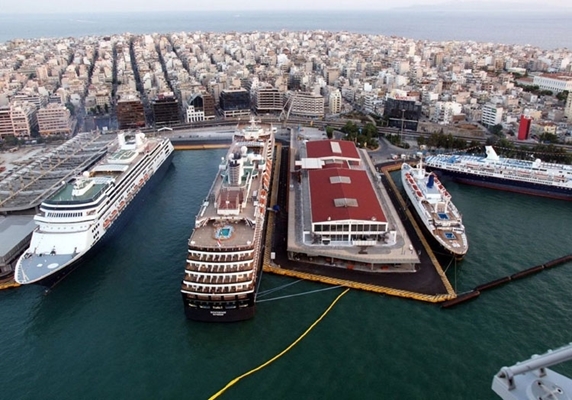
[65,102,75,116]
[489,124,503,136]
[556,90,569,102]
[325,126,334,139]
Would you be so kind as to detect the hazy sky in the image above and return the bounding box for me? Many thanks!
[2,0,571,13]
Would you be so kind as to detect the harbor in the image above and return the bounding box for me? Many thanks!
[1,145,572,400]
[3,127,571,307]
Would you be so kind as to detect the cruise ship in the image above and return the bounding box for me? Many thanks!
[401,157,468,258]
[181,118,275,322]
[425,146,572,201]
[15,132,174,286]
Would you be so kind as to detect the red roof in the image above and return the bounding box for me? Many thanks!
[306,140,360,161]
[308,168,386,223]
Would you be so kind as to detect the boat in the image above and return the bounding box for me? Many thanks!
[425,146,572,201]
[401,156,468,258]
[14,132,174,286]
[181,118,275,322]
[492,343,572,399]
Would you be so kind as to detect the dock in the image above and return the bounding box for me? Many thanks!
[262,141,457,303]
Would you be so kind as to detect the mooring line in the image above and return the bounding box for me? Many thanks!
[255,285,343,303]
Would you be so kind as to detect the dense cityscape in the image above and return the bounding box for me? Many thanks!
[2,11,572,398]
[0,30,571,146]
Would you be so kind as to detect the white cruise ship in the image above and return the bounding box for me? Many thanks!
[15,132,174,286]
[425,146,572,201]
[401,157,468,258]
[181,118,275,322]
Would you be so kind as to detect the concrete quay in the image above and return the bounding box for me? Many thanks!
[262,140,456,303]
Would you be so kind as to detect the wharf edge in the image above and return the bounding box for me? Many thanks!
[262,149,457,303]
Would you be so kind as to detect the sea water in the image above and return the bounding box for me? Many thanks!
[1,149,571,399]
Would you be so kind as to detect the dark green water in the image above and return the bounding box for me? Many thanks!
[1,150,571,400]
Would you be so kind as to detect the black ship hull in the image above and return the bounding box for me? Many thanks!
[182,295,256,322]
[33,150,175,287]
[429,167,572,201]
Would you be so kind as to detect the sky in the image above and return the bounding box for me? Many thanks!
[1,0,571,13]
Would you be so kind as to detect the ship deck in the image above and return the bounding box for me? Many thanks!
[188,139,272,250]
[189,218,257,250]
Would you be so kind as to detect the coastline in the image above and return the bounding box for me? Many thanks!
[1,10,571,49]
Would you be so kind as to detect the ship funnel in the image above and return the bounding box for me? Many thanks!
[427,174,435,188]
[228,152,243,186]
[485,146,500,161]
[118,132,126,146]
[135,132,145,148]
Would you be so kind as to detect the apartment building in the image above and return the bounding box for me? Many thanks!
[37,103,73,137]
[0,102,38,138]
[289,92,325,118]
[481,103,504,127]
[532,74,572,94]
[116,94,146,129]
[253,86,283,114]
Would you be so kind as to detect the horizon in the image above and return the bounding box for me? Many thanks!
[2,0,571,14]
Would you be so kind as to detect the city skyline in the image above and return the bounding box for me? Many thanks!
[2,0,571,14]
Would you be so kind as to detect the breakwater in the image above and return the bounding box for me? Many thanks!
[441,254,572,308]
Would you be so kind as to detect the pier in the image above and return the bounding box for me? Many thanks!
[262,142,457,303]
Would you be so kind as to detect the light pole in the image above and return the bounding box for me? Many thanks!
[400,109,405,146]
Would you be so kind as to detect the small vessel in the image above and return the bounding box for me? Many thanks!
[181,118,275,322]
[401,156,468,258]
[15,132,174,286]
[492,343,572,399]
[425,146,572,201]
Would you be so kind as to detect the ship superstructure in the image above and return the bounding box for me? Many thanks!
[15,132,174,286]
[401,157,468,258]
[181,118,274,322]
[425,146,572,201]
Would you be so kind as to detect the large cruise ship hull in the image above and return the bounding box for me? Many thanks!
[182,294,257,322]
[23,151,174,287]
[430,168,572,201]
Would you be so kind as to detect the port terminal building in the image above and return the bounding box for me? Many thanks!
[285,136,419,272]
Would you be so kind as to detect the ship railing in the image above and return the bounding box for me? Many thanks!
[181,282,255,294]
[187,250,254,261]
[185,262,253,273]
[184,272,252,284]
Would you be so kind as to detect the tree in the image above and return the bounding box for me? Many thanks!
[65,102,75,116]
[556,90,569,102]
[325,126,334,139]
[489,124,503,136]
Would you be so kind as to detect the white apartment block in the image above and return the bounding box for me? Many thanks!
[565,94,572,120]
[37,103,73,137]
[431,101,463,124]
[289,92,324,118]
[329,89,342,114]
[186,105,206,123]
[532,74,572,94]
[481,103,504,127]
